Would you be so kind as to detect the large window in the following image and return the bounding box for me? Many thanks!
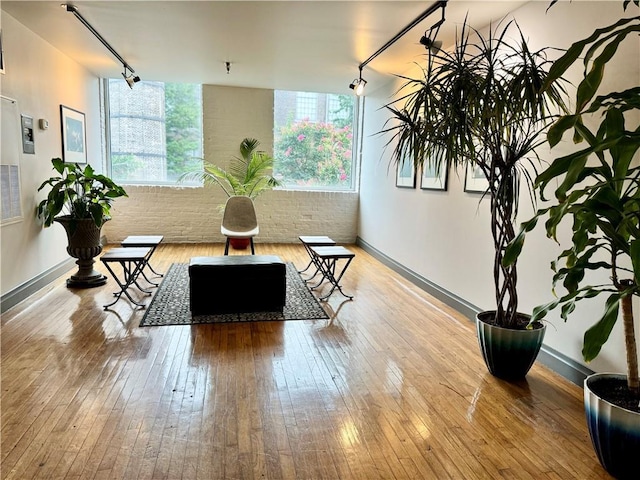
[106,80,203,185]
[273,90,357,190]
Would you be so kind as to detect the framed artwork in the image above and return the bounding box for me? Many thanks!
[0,29,5,74]
[420,162,448,191]
[60,105,87,164]
[396,159,416,188]
[464,163,489,193]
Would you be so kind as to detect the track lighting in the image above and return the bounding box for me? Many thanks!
[62,4,140,85]
[419,35,443,52]
[122,67,141,89]
[349,70,367,96]
[350,1,446,93]
[419,11,445,53]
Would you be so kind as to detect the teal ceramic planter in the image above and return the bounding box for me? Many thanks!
[476,311,546,380]
[584,373,640,479]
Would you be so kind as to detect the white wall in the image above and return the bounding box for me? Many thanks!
[358,1,640,373]
[0,12,102,295]
[0,17,358,301]
[103,84,359,244]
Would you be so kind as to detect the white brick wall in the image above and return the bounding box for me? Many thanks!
[103,186,358,244]
[103,84,359,244]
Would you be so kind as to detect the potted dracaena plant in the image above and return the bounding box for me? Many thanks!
[504,1,640,477]
[181,137,280,250]
[36,158,127,287]
[381,18,568,379]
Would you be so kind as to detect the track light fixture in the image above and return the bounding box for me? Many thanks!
[419,12,445,53]
[61,4,141,87]
[349,0,447,93]
[122,67,141,89]
[349,69,367,96]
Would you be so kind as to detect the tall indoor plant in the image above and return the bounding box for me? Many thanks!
[504,1,640,476]
[36,157,128,287]
[182,137,280,249]
[381,19,567,378]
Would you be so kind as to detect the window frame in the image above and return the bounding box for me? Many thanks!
[104,79,203,187]
[273,90,362,193]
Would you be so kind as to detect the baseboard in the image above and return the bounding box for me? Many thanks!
[0,258,75,314]
[356,236,593,386]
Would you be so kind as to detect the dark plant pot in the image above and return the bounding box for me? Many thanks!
[229,237,251,250]
[476,311,546,380]
[585,373,640,479]
[55,216,107,288]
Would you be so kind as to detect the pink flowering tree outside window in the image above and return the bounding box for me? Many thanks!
[273,91,355,189]
[274,120,353,188]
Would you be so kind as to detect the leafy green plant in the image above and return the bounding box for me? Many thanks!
[36,157,128,228]
[182,138,280,199]
[381,19,567,329]
[505,2,640,392]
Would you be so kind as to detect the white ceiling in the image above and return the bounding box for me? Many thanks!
[2,0,528,95]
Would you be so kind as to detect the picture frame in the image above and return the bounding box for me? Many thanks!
[420,162,448,191]
[0,29,5,74]
[60,105,87,164]
[396,159,416,188]
[464,163,489,193]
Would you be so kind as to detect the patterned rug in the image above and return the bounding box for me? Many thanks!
[139,262,328,326]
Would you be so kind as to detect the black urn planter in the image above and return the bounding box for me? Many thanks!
[584,373,640,479]
[476,311,546,380]
[55,216,107,288]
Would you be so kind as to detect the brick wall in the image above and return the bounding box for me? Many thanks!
[104,186,358,244]
[103,84,359,244]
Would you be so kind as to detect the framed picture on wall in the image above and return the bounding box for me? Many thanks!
[396,159,416,188]
[420,162,448,191]
[464,163,489,193]
[60,105,87,164]
[0,29,5,74]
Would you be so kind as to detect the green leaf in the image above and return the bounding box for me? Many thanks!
[582,294,621,362]
[544,16,640,89]
[547,115,580,148]
[52,157,65,174]
[503,215,542,266]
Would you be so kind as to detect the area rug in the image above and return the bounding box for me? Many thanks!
[139,262,328,326]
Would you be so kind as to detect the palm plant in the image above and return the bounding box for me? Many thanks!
[381,19,567,329]
[182,138,280,199]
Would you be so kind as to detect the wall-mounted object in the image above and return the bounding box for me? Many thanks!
[21,114,35,154]
[396,159,416,188]
[0,29,5,74]
[349,0,446,96]
[62,4,141,88]
[39,119,49,130]
[60,105,87,164]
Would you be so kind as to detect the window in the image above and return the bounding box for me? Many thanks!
[273,90,357,191]
[106,80,203,185]
[295,92,318,122]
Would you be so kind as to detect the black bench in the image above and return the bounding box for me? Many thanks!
[188,255,286,315]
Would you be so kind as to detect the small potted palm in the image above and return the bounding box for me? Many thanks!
[381,18,567,379]
[36,158,128,287]
[504,2,640,477]
[182,137,280,249]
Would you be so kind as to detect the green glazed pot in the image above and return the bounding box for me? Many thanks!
[584,373,640,479]
[476,311,546,380]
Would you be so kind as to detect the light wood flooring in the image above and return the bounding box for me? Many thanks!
[1,243,609,479]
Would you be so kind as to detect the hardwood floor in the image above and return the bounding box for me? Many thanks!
[1,243,609,479]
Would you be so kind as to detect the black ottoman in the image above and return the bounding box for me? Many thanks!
[189,255,286,315]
